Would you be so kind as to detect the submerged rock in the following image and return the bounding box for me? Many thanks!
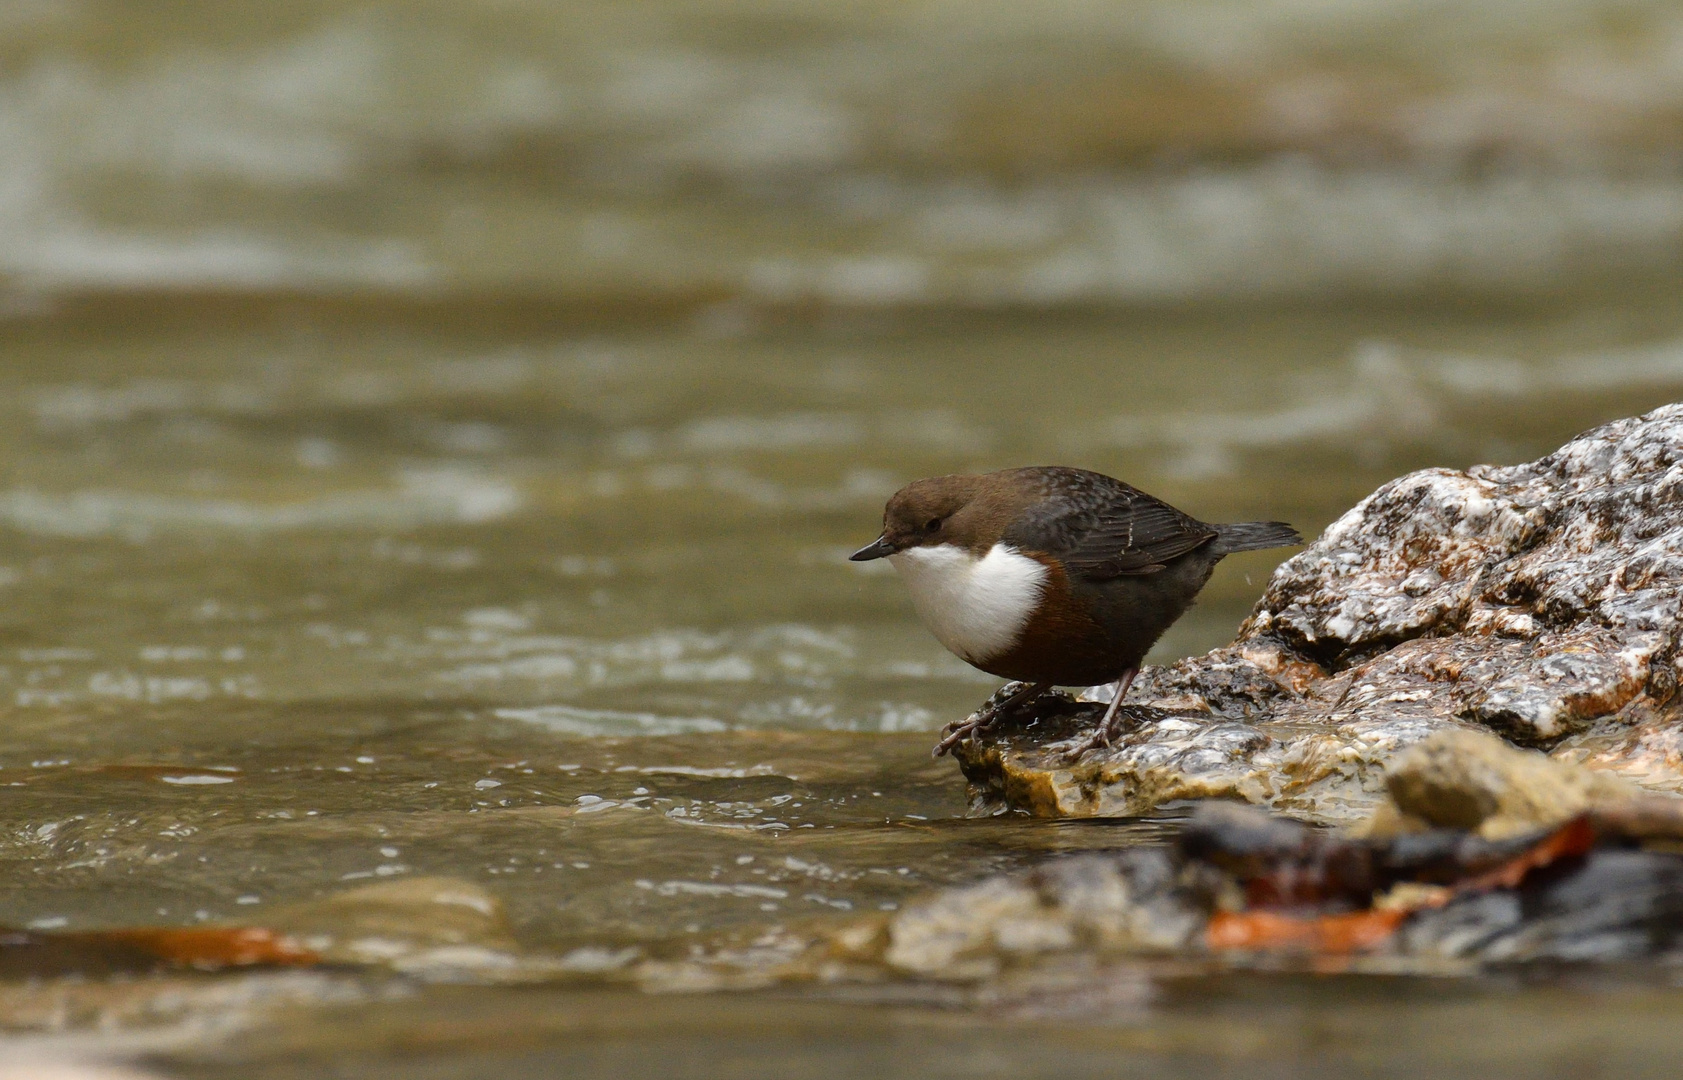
[8,740,1683,998]
[819,779,1683,982]
[877,849,1199,981]
[262,876,537,978]
[954,405,1683,823]
[604,734,1683,994]
[0,877,549,984]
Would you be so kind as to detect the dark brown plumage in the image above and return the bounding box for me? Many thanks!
[851,467,1301,756]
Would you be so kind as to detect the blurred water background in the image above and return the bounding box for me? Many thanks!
[4,0,1683,304]
[2,2,1683,1076]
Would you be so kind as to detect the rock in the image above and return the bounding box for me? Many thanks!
[794,796,1683,984]
[262,876,567,980]
[1375,728,1642,839]
[0,877,539,983]
[879,851,1199,980]
[954,405,1683,823]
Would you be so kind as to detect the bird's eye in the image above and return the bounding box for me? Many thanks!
[926,517,942,531]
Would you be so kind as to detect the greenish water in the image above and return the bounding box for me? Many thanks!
[162,977,1683,1080]
[3,294,1683,1075]
[5,1,1683,306]
[5,0,1683,1073]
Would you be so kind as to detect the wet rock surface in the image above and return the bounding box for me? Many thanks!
[801,741,1683,983]
[954,405,1683,823]
[1373,728,1642,839]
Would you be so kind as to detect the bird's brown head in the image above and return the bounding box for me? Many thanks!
[850,473,1015,561]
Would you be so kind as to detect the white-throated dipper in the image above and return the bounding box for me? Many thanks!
[851,467,1300,757]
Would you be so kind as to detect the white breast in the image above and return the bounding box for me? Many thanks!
[888,542,1048,666]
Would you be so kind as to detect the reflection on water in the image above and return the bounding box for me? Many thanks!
[3,0,1683,1074]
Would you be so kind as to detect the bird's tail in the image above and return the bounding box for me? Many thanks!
[1210,521,1302,554]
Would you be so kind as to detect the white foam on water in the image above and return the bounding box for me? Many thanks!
[1078,335,1683,476]
[570,463,897,510]
[658,90,860,173]
[492,705,729,737]
[1,5,1680,299]
[435,625,856,692]
[1,228,433,291]
[1427,340,1683,394]
[0,468,522,538]
[421,622,959,733]
[30,381,201,429]
[1009,170,1683,303]
[0,1057,165,1080]
[734,169,1683,305]
[655,410,989,457]
[677,412,865,453]
[629,764,780,778]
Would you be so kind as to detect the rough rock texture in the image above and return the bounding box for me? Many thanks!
[955,405,1683,824]
[1373,728,1642,839]
[876,850,1200,981]
[797,752,1683,984]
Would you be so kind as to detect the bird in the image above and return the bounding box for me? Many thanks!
[850,466,1300,758]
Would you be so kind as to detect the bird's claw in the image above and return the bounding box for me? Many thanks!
[931,711,996,758]
[1064,715,1125,759]
[1062,669,1138,760]
[1063,733,1107,759]
[930,681,1054,758]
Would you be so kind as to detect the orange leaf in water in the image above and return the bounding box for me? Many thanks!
[1205,816,1603,956]
[1458,816,1596,893]
[1207,908,1407,953]
[89,926,318,969]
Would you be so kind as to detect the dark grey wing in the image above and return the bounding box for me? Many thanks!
[1002,468,1217,578]
[1061,497,1218,576]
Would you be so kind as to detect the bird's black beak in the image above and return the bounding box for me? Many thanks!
[849,535,897,562]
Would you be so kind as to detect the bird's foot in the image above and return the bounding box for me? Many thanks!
[931,681,1051,758]
[1063,714,1127,758]
[1064,669,1138,759]
[930,714,994,758]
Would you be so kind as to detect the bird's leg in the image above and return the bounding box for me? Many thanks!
[932,681,1052,758]
[1068,668,1139,756]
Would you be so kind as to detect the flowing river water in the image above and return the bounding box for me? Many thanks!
[4,2,1683,1075]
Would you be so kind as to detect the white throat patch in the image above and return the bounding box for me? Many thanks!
[888,542,1048,665]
